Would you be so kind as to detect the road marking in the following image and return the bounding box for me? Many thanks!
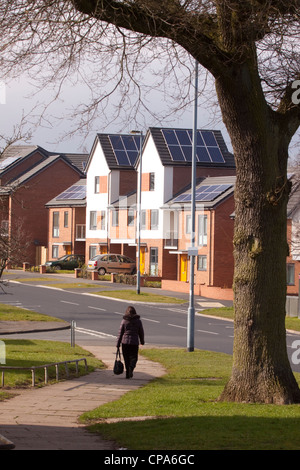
[197,302,225,308]
[75,327,116,339]
[197,329,219,335]
[114,312,124,315]
[168,323,187,329]
[88,306,107,312]
[143,317,160,323]
[60,301,79,306]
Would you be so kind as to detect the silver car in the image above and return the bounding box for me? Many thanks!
[87,253,136,275]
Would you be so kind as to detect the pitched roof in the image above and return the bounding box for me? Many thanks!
[163,175,236,209]
[148,127,235,168]
[0,145,87,178]
[86,133,142,171]
[45,178,86,207]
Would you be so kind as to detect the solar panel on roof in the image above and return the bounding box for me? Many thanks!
[0,156,21,170]
[161,129,225,164]
[56,185,86,200]
[173,183,232,203]
[108,134,141,166]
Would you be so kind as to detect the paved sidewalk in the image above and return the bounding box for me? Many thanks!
[0,344,166,450]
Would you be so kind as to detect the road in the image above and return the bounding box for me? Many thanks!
[1,273,300,373]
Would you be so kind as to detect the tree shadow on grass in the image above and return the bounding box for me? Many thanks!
[87,415,300,450]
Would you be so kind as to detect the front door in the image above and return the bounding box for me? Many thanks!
[140,247,145,275]
[180,254,188,282]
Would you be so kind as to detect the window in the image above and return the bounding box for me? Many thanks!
[149,172,155,191]
[100,211,106,230]
[89,245,97,259]
[198,215,207,246]
[112,209,119,227]
[186,215,191,234]
[150,247,159,275]
[52,212,59,237]
[52,245,59,258]
[287,264,295,285]
[128,208,135,226]
[89,211,97,230]
[94,176,99,193]
[150,210,159,230]
[64,211,69,228]
[141,210,146,230]
[197,255,207,271]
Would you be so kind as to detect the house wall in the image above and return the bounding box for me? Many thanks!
[10,159,81,265]
[0,151,46,185]
[48,206,86,259]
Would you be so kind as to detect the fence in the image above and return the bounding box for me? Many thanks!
[0,358,87,387]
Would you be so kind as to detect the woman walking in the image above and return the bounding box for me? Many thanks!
[116,306,145,379]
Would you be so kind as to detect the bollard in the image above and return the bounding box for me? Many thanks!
[71,320,76,347]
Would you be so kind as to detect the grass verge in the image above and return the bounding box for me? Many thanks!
[0,303,64,322]
[93,289,187,304]
[81,348,300,450]
[0,339,104,391]
[199,306,300,333]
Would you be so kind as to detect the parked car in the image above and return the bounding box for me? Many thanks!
[87,254,136,275]
[45,254,85,270]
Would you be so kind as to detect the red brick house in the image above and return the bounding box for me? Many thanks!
[46,179,86,260]
[0,145,86,265]
[287,177,300,297]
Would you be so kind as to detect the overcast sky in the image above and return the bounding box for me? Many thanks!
[0,72,299,164]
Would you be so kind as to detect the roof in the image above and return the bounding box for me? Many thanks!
[110,191,137,208]
[45,178,86,207]
[86,133,142,172]
[148,127,235,168]
[0,145,48,176]
[61,153,88,173]
[163,175,236,210]
[0,145,87,178]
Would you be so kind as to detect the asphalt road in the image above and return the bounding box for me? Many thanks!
[1,272,300,373]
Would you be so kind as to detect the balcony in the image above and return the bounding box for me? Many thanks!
[76,224,86,241]
[164,231,178,249]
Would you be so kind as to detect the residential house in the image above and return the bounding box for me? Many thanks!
[287,177,300,297]
[45,179,86,260]
[85,133,140,261]
[136,127,236,286]
[0,145,87,265]
[161,175,236,300]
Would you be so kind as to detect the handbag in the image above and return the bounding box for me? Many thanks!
[113,347,124,375]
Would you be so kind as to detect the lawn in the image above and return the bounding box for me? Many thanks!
[0,339,104,390]
[81,348,300,450]
[200,306,300,333]
[0,303,64,322]
[93,289,187,304]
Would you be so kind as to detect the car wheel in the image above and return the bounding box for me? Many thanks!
[55,265,62,270]
[98,267,106,276]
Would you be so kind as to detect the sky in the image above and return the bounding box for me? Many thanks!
[0,68,232,156]
[0,70,299,164]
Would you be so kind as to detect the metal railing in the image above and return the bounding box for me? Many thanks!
[0,358,88,387]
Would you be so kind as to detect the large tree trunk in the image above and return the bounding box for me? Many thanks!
[215,61,300,404]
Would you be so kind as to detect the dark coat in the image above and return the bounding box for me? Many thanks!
[116,313,145,348]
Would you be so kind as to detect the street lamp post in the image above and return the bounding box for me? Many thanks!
[131,130,143,294]
[187,60,199,352]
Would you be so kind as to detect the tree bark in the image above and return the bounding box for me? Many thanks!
[215,60,300,404]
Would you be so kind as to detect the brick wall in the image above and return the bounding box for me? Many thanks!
[11,159,81,265]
